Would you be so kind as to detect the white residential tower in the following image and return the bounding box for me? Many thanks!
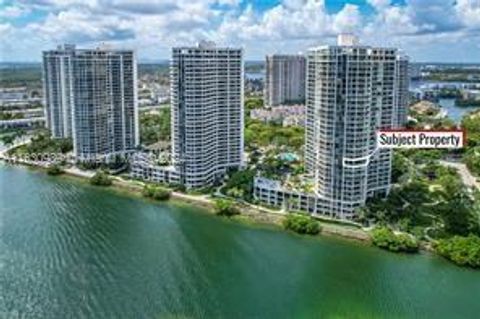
[42,44,139,161]
[264,54,306,107]
[254,36,409,220]
[170,41,244,188]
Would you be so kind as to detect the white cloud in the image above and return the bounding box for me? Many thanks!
[216,0,240,6]
[1,0,480,62]
[0,5,30,18]
[25,8,135,44]
[217,0,341,42]
[456,0,480,30]
[0,23,12,35]
[364,4,418,37]
[332,4,362,34]
[367,0,391,10]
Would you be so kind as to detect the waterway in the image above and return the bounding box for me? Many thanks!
[1,164,480,318]
[438,98,479,123]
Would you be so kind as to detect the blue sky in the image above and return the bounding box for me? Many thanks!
[0,0,479,62]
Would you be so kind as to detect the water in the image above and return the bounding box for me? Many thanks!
[245,72,264,80]
[410,80,480,123]
[278,152,299,162]
[410,80,479,90]
[1,164,480,318]
[438,98,480,123]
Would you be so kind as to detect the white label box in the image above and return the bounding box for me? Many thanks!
[377,130,465,149]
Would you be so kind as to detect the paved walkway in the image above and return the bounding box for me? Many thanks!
[64,167,95,178]
[0,137,31,157]
[439,160,480,189]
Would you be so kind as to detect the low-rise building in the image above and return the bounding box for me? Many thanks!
[250,104,305,127]
[0,87,28,104]
[462,89,480,101]
[253,177,355,219]
[0,117,45,129]
[130,152,180,185]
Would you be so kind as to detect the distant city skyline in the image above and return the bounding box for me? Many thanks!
[1,1,479,63]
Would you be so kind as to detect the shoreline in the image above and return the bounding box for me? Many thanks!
[0,156,371,245]
[81,174,372,243]
[69,166,373,243]
[6,157,479,270]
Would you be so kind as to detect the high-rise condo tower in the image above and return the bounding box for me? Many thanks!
[170,41,244,188]
[304,35,409,218]
[43,44,139,162]
[264,54,306,107]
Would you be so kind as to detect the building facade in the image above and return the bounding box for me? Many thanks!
[131,153,180,185]
[43,44,75,138]
[395,54,410,128]
[255,36,409,220]
[43,45,139,161]
[170,41,244,188]
[265,54,306,107]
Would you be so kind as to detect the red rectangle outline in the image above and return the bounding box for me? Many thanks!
[377,129,466,147]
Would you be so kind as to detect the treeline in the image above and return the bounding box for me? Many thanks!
[360,149,480,266]
[8,133,72,156]
[245,119,304,151]
[0,112,24,120]
[139,109,171,146]
[0,66,42,88]
[462,112,480,176]
[436,235,480,268]
[366,153,480,236]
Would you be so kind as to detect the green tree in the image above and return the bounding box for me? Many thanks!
[245,97,264,115]
[214,199,240,217]
[90,171,112,186]
[462,113,480,147]
[46,164,63,176]
[437,190,478,236]
[143,184,171,201]
[0,134,15,146]
[282,214,321,235]
[244,119,305,152]
[435,235,480,268]
[57,138,73,153]
[463,147,480,175]
[392,152,409,183]
[224,169,256,201]
[139,109,171,145]
[371,227,419,253]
